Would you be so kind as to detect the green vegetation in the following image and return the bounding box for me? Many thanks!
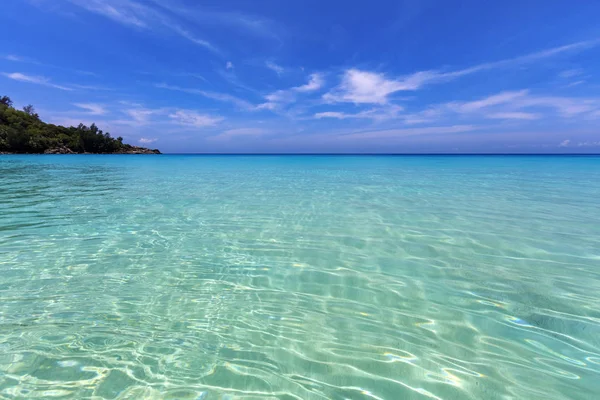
[0,95,159,154]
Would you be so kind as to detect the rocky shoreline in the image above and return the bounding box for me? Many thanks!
[1,146,161,155]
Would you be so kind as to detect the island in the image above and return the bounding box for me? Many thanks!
[0,95,160,154]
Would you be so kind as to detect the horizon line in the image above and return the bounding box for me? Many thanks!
[159,153,600,156]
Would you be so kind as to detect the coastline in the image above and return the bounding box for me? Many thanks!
[0,146,161,155]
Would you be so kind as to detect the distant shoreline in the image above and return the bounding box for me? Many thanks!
[0,147,161,155]
[4,153,599,156]
[1,95,160,155]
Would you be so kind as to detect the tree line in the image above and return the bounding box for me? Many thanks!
[0,95,155,154]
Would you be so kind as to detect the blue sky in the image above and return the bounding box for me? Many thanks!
[2,0,600,153]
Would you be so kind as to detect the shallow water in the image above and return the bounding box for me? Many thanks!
[1,155,599,399]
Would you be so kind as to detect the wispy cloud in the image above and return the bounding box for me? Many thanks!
[124,108,159,124]
[116,105,222,129]
[315,105,403,121]
[445,90,599,119]
[258,73,325,110]
[68,0,146,27]
[265,61,284,76]
[146,0,281,41]
[324,40,600,105]
[486,112,541,120]
[169,110,223,127]
[139,137,158,144]
[179,73,208,82]
[73,103,107,115]
[2,53,97,76]
[450,90,529,113]
[226,61,234,70]
[170,25,218,53]
[2,72,73,91]
[66,0,218,53]
[2,54,28,62]
[559,139,571,147]
[564,80,586,88]
[209,127,269,141]
[70,84,114,91]
[294,73,324,92]
[577,141,600,147]
[454,40,599,76]
[341,125,478,140]
[215,67,258,93]
[559,68,583,79]
[155,83,256,110]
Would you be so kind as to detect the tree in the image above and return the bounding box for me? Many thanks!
[0,96,13,107]
[0,93,159,153]
[22,104,39,120]
[23,104,35,115]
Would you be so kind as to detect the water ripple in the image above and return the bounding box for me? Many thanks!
[1,155,599,399]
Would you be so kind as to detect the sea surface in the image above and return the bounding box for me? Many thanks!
[1,155,599,400]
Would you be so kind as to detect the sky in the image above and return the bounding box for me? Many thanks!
[2,0,600,153]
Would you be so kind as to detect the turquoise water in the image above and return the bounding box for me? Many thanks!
[1,155,600,399]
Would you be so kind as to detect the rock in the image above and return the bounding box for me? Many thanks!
[44,147,76,154]
[116,146,161,154]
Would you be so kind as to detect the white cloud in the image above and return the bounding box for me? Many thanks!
[66,0,218,52]
[145,0,280,41]
[70,84,113,91]
[208,128,270,141]
[294,73,324,92]
[226,61,234,70]
[209,127,269,141]
[558,69,583,78]
[314,111,350,119]
[255,102,278,111]
[324,40,600,105]
[73,103,107,115]
[445,90,600,119]
[258,73,325,110]
[3,54,27,62]
[342,125,477,140]
[139,137,158,144]
[171,26,219,53]
[68,0,147,27]
[323,69,427,104]
[317,86,600,128]
[401,108,444,125]
[2,72,73,91]
[564,80,585,88]
[221,128,266,136]
[2,53,97,76]
[486,112,541,120]
[451,90,529,113]
[526,97,596,117]
[314,105,403,121]
[455,40,598,76]
[216,68,256,92]
[265,61,284,76]
[155,83,255,110]
[559,140,571,147]
[169,110,223,127]
[577,141,600,147]
[124,108,158,124]
[264,90,294,103]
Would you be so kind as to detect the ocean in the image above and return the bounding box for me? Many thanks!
[1,155,599,399]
